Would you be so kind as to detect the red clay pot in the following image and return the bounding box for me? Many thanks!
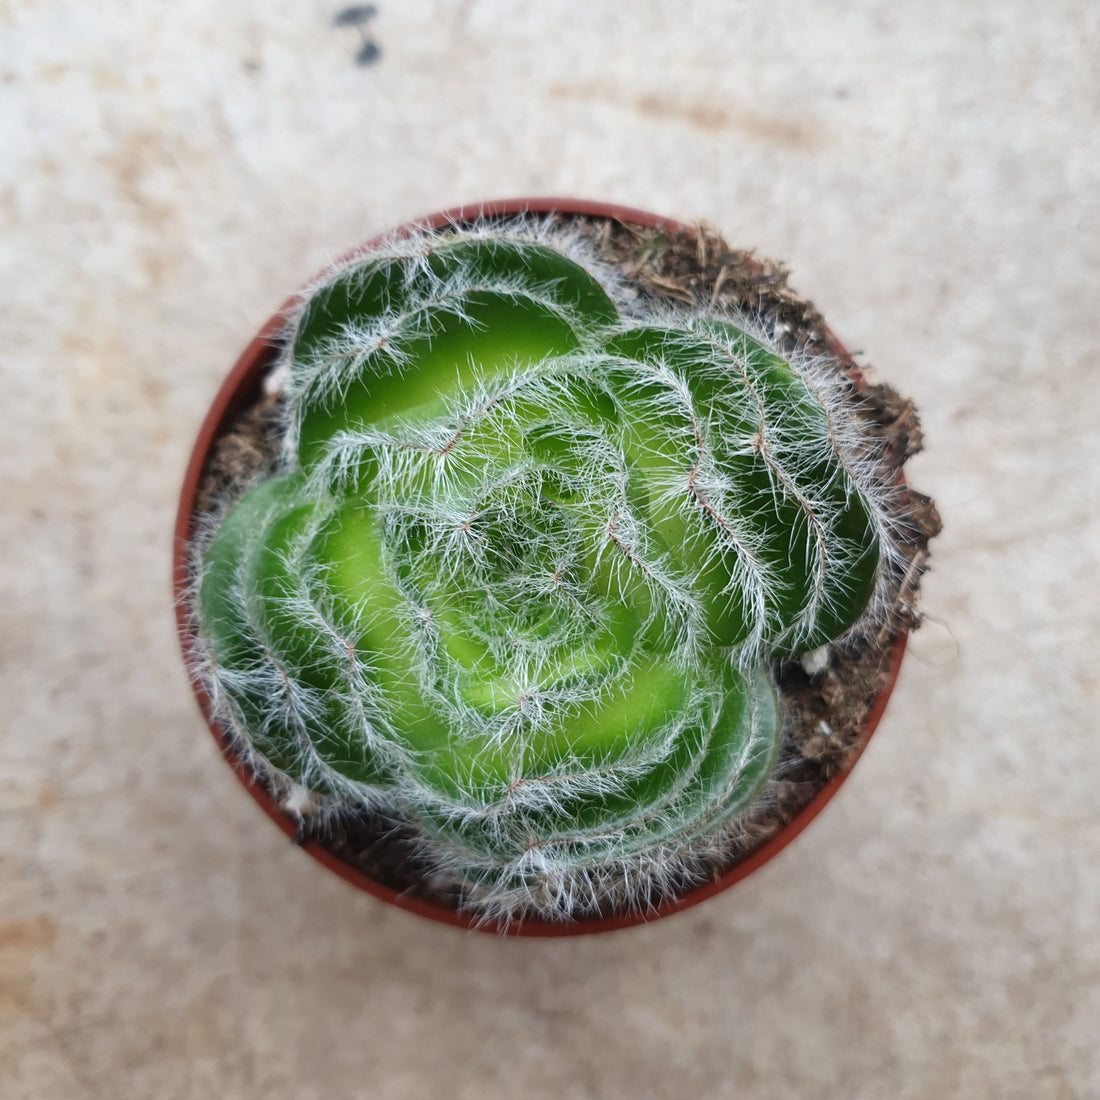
[173,198,908,936]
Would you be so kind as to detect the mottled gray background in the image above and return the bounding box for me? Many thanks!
[2,2,1098,1097]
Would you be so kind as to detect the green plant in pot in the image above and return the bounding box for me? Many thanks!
[179,200,937,931]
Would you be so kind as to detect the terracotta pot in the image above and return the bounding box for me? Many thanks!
[173,198,908,936]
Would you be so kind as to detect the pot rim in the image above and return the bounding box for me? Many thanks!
[173,196,907,936]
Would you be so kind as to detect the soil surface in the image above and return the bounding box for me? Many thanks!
[187,214,941,923]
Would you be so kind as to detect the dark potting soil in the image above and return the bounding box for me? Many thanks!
[187,214,941,922]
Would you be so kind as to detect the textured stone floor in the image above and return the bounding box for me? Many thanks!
[2,2,1098,1097]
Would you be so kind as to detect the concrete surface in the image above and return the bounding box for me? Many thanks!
[2,1,1098,1097]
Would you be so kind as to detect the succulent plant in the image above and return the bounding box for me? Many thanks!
[191,217,904,923]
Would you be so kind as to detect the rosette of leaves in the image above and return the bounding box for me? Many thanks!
[194,221,900,922]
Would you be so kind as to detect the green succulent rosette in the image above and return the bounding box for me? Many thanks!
[197,227,883,913]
